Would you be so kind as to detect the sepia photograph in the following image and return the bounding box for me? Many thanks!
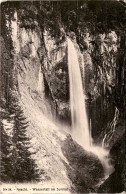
[0,0,126,193]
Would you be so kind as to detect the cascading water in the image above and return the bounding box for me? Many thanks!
[102,107,119,148]
[67,38,91,149]
[67,37,114,180]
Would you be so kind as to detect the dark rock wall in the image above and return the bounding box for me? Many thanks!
[61,135,104,193]
[1,1,125,192]
[98,134,126,193]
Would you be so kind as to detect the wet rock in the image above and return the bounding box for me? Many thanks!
[62,135,104,193]
[20,44,31,58]
[98,134,126,193]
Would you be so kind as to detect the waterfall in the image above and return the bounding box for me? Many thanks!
[102,107,119,148]
[67,37,114,179]
[67,38,91,149]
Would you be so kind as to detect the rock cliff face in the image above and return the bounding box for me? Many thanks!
[98,134,126,193]
[41,27,125,150]
[1,2,104,191]
[1,1,125,193]
[4,7,70,186]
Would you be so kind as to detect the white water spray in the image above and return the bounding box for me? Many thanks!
[67,37,114,179]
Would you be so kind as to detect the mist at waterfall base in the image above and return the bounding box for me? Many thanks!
[67,37,114,179]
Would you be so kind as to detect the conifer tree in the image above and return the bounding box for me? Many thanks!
[1,93,40,183]
[0,120,13,182]
[11,106,40,182]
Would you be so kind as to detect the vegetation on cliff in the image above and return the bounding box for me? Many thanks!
[0,0,125,192]
[1,3,40,183]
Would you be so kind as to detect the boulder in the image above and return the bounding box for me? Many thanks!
[62,135,104,193]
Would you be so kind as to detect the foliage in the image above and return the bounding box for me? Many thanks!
[1,95,40,183]
[1,3,41,181]
[0,121,12,182]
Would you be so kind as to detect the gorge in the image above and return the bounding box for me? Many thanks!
[1,1,126,193]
